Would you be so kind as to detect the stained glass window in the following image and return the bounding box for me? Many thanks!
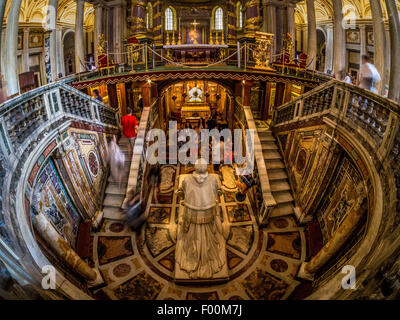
[215,7,223,30]
[165,8,174,31]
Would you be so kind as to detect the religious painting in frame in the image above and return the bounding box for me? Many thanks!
[29,31,44,48]
[346,29,360,44]
[18,32,23,50]
[367,31,374,46]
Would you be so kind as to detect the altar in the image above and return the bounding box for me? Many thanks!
[164,44,228,65]
[180,83,211,125]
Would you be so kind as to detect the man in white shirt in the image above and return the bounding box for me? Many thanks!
[344,72,353,84]
[359,55,381,94]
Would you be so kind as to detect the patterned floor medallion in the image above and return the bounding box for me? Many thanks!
[97,236,134,265]
[92,164,306,300]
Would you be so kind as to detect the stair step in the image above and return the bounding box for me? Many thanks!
[259,135,276,142]
[105,183,127,195]
[108,176,129,184]
[268,170,288,181]
[265,160,285,170]
[257,129,272,134]
[262,142,278,150]
[263,150,282,160]
[103,206,125,220]
[270,203,295,218]
[272,191,294,204]
[270,181,291,192]
[103,194,125,208]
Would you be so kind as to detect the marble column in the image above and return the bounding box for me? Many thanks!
[56,27,65,77]
[263,0,277,54]
[75,0,86,73]
[33,211,101,284]
[287,2,296,56]
[324,24,334,74]
[4,0,22,96]
[46,0,58,82]
[384,0,400,101]
[306,0,317,70]
[113,4,124,65]
[333,0,346,79]
[94,4,103,65]
[369,0,387,95]
[384,26,391,95]
[359,24,367,69]
[0,0,7,74]
[276,4,284,53]
[22,29,30,73]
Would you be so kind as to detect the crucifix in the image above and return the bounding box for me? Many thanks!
[191,19,200,45]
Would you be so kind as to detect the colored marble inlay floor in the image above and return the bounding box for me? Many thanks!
[91,165,306,300]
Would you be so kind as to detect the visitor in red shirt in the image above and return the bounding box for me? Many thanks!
[120,108,138,150]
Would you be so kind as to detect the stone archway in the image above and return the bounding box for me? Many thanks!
[316,28,326,72]
[63,30,75,75]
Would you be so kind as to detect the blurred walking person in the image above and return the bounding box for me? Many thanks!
[359,55,381,94]
[107,136,125,188]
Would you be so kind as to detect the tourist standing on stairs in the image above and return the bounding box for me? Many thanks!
[93,89,103,102]
[120,107,138,152]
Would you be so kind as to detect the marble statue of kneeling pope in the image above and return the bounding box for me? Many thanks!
[173,158,229,282]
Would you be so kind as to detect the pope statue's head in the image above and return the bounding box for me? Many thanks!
[194,158,208,175]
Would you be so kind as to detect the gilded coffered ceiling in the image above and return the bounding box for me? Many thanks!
[295,0,400,24]
[3,0,94,26]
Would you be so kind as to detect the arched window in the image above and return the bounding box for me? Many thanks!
[215,7,223,30]
[236,2,243,29]
[146,3,153,30]
[165,7,174,31]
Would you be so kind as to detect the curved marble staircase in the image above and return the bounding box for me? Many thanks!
[257,127,295,218]
[102,136,132,220]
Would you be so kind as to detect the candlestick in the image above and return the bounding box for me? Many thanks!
[209,29,213,45]
[172,31,176,45]
[178,18,181,44]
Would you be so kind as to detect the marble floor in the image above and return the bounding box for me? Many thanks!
[90,164,307,300]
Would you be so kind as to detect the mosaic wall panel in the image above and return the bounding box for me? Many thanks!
[31,159,81,248]
[316,155,366,244]
[58,130,109,218]
[276,125,341,217]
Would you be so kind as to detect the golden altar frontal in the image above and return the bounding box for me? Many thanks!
[181,102,211,124]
